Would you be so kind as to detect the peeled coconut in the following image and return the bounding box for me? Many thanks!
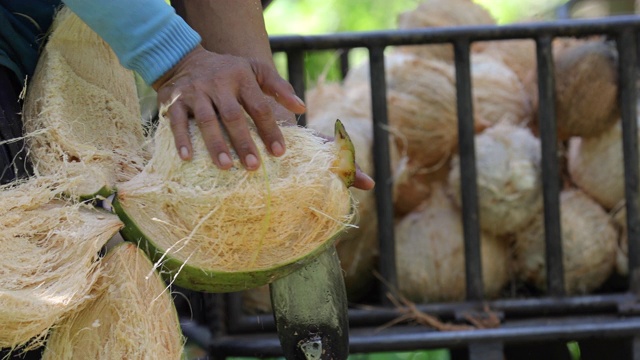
[473,39,537,87]
[567,119,627,210]
[0,176,122,351]
[113,110,356,293]
[513,189,618,295]
[448,123,543,235]
[471,54,533,127]
[392,155,452,217]
[395,183,510,303]
[23,8,149,199]
[42,242,184,359]
[395,0,496,62]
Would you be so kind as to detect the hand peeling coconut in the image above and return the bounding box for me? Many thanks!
[113,110,356,293]
[0,176,122,351]
[448,123,543,235]
[42,242,184,360]
[23,8,149,200]
[395,183,510,303]
[513,189,618,295]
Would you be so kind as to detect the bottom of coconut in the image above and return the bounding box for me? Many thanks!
[42,242,184,360]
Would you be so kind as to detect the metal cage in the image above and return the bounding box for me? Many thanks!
[185,14,640,360]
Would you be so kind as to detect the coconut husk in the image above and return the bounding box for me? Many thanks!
[23,7,149,199]
[513,189,618,295]
[395,183,510,303]
[0,175,122,351]
[392,156,451,217]
[611,204,629,276]
[448,123,543,235]
[473,39,537,87]
[42,242,185,359]
[395,0,496,62]
[567,119,627,210]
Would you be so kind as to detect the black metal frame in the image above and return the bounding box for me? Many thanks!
[196,15,640,359]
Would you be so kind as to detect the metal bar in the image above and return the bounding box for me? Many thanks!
[453,39,484,301]
[617,28,640,293]
[468,341,504,360]
[535,34,565,297]
[368,46,398,299]
[269,15,640,51]
[224,292,246,334]
[339,48,350,79]
[286,50,307,126]
[634,336,640,360]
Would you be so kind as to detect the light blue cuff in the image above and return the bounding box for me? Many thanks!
[61,0,202,85]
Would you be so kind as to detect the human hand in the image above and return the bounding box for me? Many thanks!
[152,45,306,171]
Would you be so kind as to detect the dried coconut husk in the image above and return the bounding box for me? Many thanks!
[448,123,543,235]
[392,156,451,217]
[514,189,618,295]
[395,0,496,62]
[306,114,379,302]
[42,242,184,360]
[566,119,627,210]
[114,110,354,293]
[471,54,533,127]
[472,39,537,87]
[395,183,510,303]
[0,175,122,351]
[612,204,629,276]
[23,7,149,199]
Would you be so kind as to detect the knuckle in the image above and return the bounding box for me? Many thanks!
[220,108,245,125]
[250,101,273,121]
[195,112,218,126]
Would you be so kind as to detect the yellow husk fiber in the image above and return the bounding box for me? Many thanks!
[0,175,122,351]
[117,110,353,273]
[23,7,149,198]
[42,243,184,360]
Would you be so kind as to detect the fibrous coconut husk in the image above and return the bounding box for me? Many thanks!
[472,39,537,87]
[392,156,451,217]
[566,119,628,210]
[23,7,149,199]
[513,189,618,295]
[395,0,496,62]
[42,242,185,360]
[448,123,543,235]
[395,183,510,303]
[612,204,629,276]
[0,175,122,351]
[115,109,354,292]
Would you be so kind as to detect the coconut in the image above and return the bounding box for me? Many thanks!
[473,39,537,87]
[23,8,149,200]
[611,204,630,276]
[566,119,627,210]
[395,183,510,303]
[395,0,496,62]
[448,123,543,235]
[0,175,122,351]
[513,189,618,295]
[42,242,185,359]
[392,156,451,217]
[470,54,533,127]
[113,108,356,293]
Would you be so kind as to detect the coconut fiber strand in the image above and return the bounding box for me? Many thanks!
[23,7,149,199]
[116,109,354,290]
[42,242,185,360]
[0,175,122,352]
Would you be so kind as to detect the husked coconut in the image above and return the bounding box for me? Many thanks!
[471,54,533,127]
[567,119,627,210]
[395,183,510,303]
[612,204,630,276]
[306,115,379,301]
[395,0,496,62]
[114,110,356,293]
[473,39,537,86]
[23,8,149,199]
[0,176,122,351]
[448,123,542,235]
[392,155,451,217]
[513,189,618,295]
[42,242,185,359]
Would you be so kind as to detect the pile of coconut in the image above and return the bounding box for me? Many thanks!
[235,0,629,315]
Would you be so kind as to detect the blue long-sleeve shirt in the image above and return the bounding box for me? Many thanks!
[0,0,202,86]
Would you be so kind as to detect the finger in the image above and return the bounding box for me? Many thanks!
[216,96,261,171]
[250,60,306,114]
[239,84,286,157]
[167,100,193,161]
[354,167,375,190]
[191,94,233,169]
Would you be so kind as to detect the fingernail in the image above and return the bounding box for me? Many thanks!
[179,146,189,160]
[293,95,306,108]
[218,152,233,168]
[245,154,259,170]
[271,141,284,156]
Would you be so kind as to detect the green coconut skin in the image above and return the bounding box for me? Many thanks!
[78,184,114,203]
[112,195,346,293]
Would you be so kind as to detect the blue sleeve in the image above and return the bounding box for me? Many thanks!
[61,0,202,85]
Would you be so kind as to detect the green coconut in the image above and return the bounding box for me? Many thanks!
[113,110,356,293]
